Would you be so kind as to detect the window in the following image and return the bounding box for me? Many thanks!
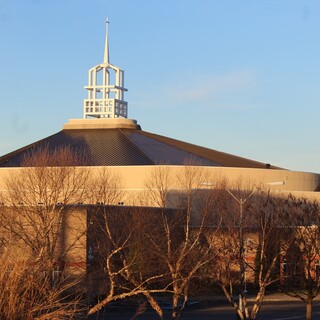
[52,265,62,286]
[282,261,297,276]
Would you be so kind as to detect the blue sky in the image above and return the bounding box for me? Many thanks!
[0,0,319,173]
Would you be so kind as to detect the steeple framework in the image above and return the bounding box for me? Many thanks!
[84,18,128,119]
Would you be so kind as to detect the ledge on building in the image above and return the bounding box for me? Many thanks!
[63,118,141,130]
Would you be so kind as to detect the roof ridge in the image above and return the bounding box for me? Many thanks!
[118,129,155,164]
[138,130,281,169]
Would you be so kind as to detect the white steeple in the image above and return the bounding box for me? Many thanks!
[83,18,128,119]
[103,17,109,64]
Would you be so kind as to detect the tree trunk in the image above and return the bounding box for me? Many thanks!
[306,295,313,320]
[236,309,245,320]
[250,286,266,319]
[172,292,179,319]
[143,291,163,319]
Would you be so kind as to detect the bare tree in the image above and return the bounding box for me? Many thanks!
[281,198,320,320]
[0,252,83,319]
[144,165,173,208]
[143,165,221,319]
[87,167,123,205]
[214,187,296,320]
[87,168,169,318]
[0,146,89,319]
[3,147,89,265]
[87,206,172,317]
[88,165,222,319]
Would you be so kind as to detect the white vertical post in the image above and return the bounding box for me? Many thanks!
[104,18,109,64]
[115,70,120,99]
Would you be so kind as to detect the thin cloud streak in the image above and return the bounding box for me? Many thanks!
[132,69,258,111]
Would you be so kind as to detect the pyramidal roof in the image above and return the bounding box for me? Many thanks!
[0,19,280,170]
[0,119,279,169]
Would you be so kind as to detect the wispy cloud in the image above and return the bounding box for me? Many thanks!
[165,69,256,107]
[132,69,258,110]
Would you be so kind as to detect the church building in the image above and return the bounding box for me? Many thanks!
[0,19,319,286]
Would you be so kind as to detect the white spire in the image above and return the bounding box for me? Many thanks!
[83,18,128,119]
[103,17,109,64]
